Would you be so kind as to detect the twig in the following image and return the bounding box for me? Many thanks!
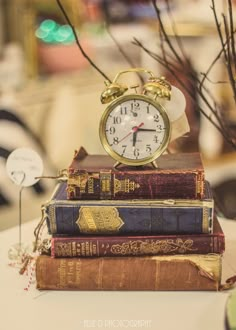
[165,0,190,65]
[222,13,236,102]
[199,33,236,93]
[228,0,236,72]
[105,23,145,84]
[151,0,184,66]
[133,38,236,148]
[200,74,228,85]
[56,0,111,82]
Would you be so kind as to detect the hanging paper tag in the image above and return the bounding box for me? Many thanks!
[6,148,43,187]
[158,86,190,141]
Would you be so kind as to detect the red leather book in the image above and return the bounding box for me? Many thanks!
[51,216,224,258]
[36,254,222,291]
[67,147,205,200]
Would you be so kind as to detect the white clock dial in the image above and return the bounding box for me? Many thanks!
[100,95,170,165]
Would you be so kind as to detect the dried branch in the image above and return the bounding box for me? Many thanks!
[132,38,236,148]
[211,0,236,102]
[151,0,184,66]
[228,0,236,72]
[222,13,236,102]
[56,0,111,82]
[199,36,232,92]
[105,23,145,85]
[165,0,190,65]
[134,0,236,149]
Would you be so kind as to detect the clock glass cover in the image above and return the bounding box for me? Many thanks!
[99,94,170,166]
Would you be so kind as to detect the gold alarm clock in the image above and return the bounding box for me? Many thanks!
[99,68,172,168]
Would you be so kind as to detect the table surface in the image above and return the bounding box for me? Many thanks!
[0,217,235,330]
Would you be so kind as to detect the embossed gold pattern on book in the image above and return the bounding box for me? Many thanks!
[77,206,124,233]
[114,176,140,195]
[110,239,197,255]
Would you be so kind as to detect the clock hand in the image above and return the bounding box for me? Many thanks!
[118,122,144,143]
[137,128,157,132]
[132,131,137,148]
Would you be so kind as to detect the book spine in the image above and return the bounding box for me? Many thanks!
[67,170,204,200]
[45,203,212,235]
[51,232,225,257]
[36,255,221,291]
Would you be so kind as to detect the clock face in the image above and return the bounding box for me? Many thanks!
[99,94,170,166]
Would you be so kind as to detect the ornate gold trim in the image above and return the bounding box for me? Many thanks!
[76,206,124,234]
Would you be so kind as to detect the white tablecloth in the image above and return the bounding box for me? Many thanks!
[0,217,235,330]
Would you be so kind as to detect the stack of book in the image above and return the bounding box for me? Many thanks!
[36,147,225,291]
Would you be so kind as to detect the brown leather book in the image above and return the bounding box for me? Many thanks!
[51,216,224,257]
[36,254,221,291]
[67,147,205,200]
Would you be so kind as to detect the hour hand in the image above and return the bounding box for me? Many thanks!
[132,131,137,148]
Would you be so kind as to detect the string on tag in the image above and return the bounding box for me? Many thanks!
[35,169,68,182]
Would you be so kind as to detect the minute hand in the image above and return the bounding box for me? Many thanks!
[137,128,157,132]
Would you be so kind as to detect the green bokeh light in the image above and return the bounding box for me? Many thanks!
[40,19,57,32]
[35,19,75,44]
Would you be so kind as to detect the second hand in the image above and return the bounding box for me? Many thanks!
[118,122,144,143]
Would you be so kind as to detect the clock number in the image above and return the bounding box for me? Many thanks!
[109,127,115,134]
[156,125,164,131]
[113,137,119,145]
[153,135,159,143]
[147,104,150,114]
[120,107,127,115]
[133,148,140,158]
[146,144,152,153]
[113,116,121,124]
[154,114,160,122]
[130,102,140,117]
[122,145,127,155]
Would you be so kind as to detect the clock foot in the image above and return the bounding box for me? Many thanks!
[113,161,122,169]
[151,161,158,169]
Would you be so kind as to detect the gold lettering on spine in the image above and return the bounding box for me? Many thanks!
[77,206,124,234]
[68,173,99,194]
[67,261,74,285]
[48,205,57,234]
[79,208,97,231]
[88,177,94,194]
[59,259,67,288]
[100,171,112,199]
[75,260,81,285]
[202,207,211,233]
[196,170,204,197]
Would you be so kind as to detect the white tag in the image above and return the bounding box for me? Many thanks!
[160,86,186,122]
[6,148,43,187]
[158,85,190,141]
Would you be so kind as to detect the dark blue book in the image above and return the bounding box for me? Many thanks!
[44,183,213,235]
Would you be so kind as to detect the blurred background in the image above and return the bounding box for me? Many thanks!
[0,0,236,230]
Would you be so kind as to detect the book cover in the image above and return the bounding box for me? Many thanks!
[51,216,224,257]
[44,182,213,236]
[67,147,205,200]
[36,254,222,291]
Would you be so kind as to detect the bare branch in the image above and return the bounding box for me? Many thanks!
[222,13,236,102]
[198,33,236,92]
[200,73,228,85]
[211,1,229,72]
[105,23,145,84]
[228,0,236,72]
[56,0,111,82]
[151,0,184,65]
[165,0,190,65]
[133,38,236,148]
